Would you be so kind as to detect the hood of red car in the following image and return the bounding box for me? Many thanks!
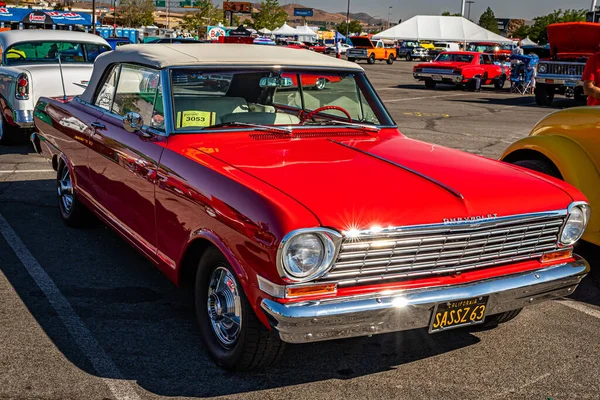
[548,22,600,57]
[174,132,574,231]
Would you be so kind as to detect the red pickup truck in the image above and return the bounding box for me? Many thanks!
[413,51,509,91]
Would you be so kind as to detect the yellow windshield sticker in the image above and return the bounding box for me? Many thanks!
[176,111,216,128]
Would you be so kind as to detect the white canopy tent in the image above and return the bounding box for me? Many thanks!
[273,23,298,37]
[295,25,318,42]
[258,28,272,35]
[520,37,538,46]
[373,15,514,44]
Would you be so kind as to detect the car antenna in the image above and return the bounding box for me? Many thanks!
[57,54,67,102]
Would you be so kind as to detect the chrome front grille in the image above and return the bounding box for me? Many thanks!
[322,212,566,286]
[542,62,585,77]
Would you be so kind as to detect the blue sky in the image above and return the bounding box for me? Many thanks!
[277,0,592,21]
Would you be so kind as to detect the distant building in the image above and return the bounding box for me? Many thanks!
[587,11,600,22]
[495,18,530,37]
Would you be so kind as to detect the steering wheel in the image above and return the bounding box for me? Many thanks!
[300,105,352,124]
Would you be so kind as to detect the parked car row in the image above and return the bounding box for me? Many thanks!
[0,30,596,375]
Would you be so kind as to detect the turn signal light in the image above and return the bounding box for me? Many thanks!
[286,283,337,298]
[541,249,573,263]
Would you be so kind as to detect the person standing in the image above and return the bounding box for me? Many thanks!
[335,39,342,59]
[582,49,600,106]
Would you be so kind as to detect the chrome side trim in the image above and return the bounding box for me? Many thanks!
[261,257,589,343]
[329,139,464,199]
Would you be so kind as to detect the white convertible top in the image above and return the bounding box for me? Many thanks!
[0,30,109,47]
[79,43,363,103]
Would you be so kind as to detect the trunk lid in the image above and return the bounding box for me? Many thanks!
[24,64,93,104]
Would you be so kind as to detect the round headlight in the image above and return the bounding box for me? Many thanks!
[538,64,547,74]
[285,233,325,278]
[560,204,591,246]
[278,229,341,282]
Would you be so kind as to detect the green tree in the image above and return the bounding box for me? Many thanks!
[512,23,530,39]
[178,0,224,30]
[478,7,500,33]
[252,0,288,31]
[336,20,363,35]
[442,11,462,16]
[526,9,586,44]
[119,0,155,27]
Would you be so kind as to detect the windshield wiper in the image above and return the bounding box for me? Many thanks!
[305,120,381,132]
[204,122,292,134]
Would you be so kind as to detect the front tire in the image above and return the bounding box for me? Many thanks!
[367,54,375,64]
[405,53,412,61]
[57,161,92,227]
[347,57,356,62]
[535,84,554,106]
[494,76,506,90]
[195,247,285,371]
[480,309,522,328]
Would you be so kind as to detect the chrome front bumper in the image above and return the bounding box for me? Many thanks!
[537,75,583,87]
[261,258,589,343]
[12,109,34,128]
[414,73,463,83]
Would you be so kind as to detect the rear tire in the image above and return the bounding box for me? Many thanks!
[367,54,375,64]
[405,53,412,61]
[535,84,554,106]
[480,309,522,328]
[424,80,437,89]
[195,247,285,371]
[511,159,562,179]
[467,77,481,92]
[386,54,394,65]
[57,161,92,228]
[0,113,19,145]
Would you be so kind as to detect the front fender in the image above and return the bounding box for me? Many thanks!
[501,135,600,245]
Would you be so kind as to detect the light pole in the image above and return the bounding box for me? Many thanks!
[345,0,350,43]
[387,6,392,29]
[91,0,95,33]
[466,1,474,20]
[461,0,465,16]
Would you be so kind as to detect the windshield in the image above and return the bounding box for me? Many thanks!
[435,53,474,63]
[170,69,393,131]
[4,41,110,65]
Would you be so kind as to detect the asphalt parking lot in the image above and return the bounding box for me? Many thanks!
[1,59,599,400]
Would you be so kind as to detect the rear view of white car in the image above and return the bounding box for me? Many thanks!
[0,30,110,144]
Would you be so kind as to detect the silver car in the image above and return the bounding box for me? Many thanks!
[0,30,110,144]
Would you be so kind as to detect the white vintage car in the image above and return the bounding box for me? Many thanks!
[0,30,110,144]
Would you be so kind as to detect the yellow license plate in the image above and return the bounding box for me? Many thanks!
[429,296,488,333]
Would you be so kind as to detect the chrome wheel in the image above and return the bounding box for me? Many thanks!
[58,167,74,215]
[207,266,242,348]
[315,78,327,90]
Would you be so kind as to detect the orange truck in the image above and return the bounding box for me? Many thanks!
[346,37,397,64]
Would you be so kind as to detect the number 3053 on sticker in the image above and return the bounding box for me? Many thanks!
[176,111,216,128]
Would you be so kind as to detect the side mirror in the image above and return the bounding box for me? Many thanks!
[123,111,143,133]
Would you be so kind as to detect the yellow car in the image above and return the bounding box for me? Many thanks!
[419,41,434,49]
[501,106,599,246]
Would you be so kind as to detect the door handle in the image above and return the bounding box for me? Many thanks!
[91,122,106,130]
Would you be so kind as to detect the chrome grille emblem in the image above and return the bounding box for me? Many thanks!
[443,213,498,225]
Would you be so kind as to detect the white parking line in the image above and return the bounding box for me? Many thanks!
[383,93,473,102]
[0,169,55,173]
[558,299,600,320]
[0,213,140,400]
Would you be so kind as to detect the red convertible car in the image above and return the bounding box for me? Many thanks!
[413,51,510,91]
[32,44,590,371]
